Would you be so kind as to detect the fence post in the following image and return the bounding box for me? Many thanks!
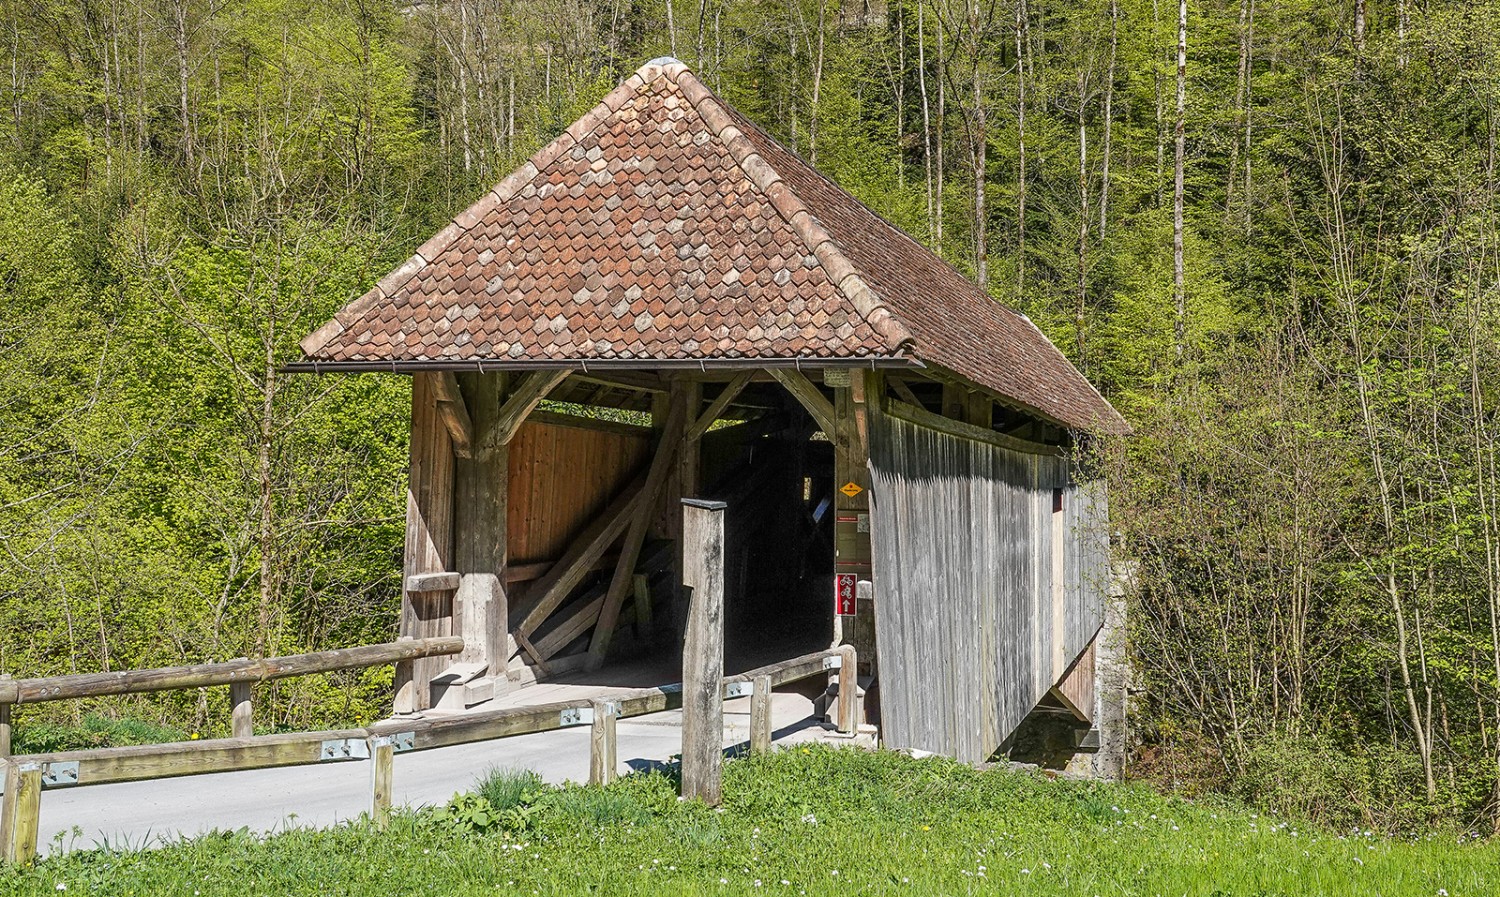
[680,498,726,806]
[750,675,773,755]
[393,637,418,716]
[0,674,13,757]
[230,663,253,738]
[370,736,393,830]
[837,644,859,735]
[1,761,40,866]
[589,699,618,786]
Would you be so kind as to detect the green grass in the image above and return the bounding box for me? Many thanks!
[3,747,1494,896]
[11,715,187,755]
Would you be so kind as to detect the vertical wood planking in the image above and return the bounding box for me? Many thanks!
[868,402,1110,762]
[507,418,649,564]
[680,498,726,806]
[402,374,456,710]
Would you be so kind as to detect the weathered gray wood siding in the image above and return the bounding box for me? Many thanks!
[868,402,1109,763]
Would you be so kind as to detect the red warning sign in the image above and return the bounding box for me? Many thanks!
[835,574,858,616]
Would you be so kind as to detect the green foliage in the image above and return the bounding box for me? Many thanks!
[3,748,1496,896]
[11,715,187,755]
[2,0,1499,833]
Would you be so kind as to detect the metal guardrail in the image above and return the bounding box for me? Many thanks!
[0,644,860,866]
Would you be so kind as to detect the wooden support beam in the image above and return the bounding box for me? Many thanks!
[404,572,460,593]
[572,371,668,393]
[1,762,40,866]
[430,372,475,458]
[750,675,772,755]
[680,498,727,806]
[585,390,691,670]
[685,371,753,441]
[632,574,652,634]
[767,368,837,440]
[511,631,549,676]
[515,471,650,646]
[589,698,618,786]
[534,593,605,661]
[453,372,510,682]
[888,375,924,409]
[481,369,573,453]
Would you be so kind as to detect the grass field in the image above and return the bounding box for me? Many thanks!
[2,746,1492,896]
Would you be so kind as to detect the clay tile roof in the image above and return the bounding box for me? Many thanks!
[298,58,1127,435]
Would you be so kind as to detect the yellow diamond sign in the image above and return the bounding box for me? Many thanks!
[840,481,864,498]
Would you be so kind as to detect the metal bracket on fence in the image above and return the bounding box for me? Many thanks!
[320,738,371,761]
[388,731,415,753]
[723,681,753,699]
[596,700,621,717]
[40,761,79,788]
[822,654,843,670]
[559,707,594,728]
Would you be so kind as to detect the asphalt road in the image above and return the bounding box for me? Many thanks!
[26,691,823,856]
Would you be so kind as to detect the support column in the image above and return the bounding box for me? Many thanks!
[830,371,876,670]
[449,372,510,705]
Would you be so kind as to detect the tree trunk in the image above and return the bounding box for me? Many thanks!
[1173,0,1187,359]
[969,1,987,289]
[918,1,936,237]
[1014,0,1027,295]
[1076,65,1089,367]
[1099,0,1117,237]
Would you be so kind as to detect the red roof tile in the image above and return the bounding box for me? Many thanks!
[299,58,1126,435]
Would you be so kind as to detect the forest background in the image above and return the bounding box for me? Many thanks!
[1,0,1498,831]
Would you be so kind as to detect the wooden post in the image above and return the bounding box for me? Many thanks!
[230,676,253,739]
[680,498,726,806]
[750,674,773,755]
[393,636,418,715]
[589,699,618,786]
[453,372,510,684]
[370,737,394,830]
[837,644,859,735]
[1,762,40,866]
[0,675,12,757]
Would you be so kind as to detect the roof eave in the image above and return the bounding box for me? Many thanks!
[282,355,924,375]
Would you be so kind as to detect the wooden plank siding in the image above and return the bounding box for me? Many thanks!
[507,415,651,566]
[401,374,457,708]
[867,399,1109,763]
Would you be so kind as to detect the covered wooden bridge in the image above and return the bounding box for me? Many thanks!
[292,58,1128,766]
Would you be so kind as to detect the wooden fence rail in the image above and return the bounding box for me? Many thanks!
[0,636,465,756]
[0,644,860,867]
